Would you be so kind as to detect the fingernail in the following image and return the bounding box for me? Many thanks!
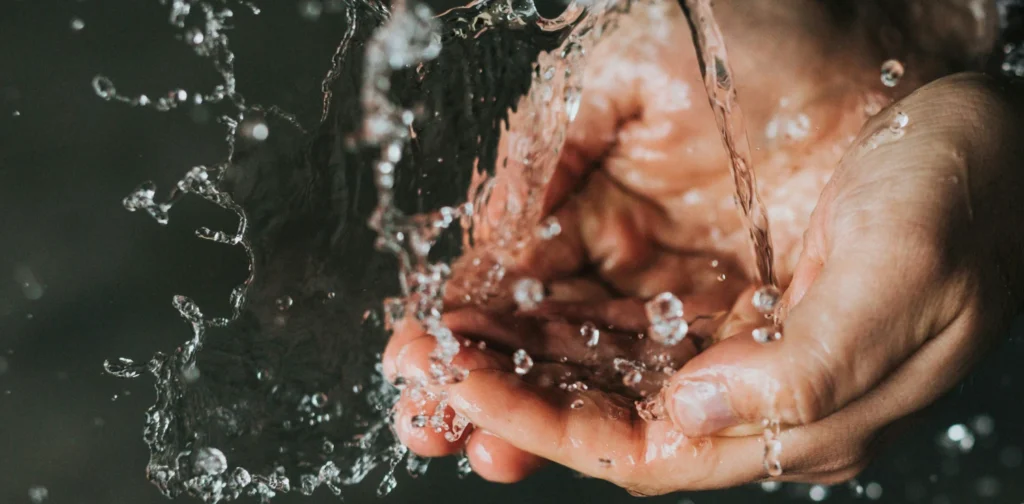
[669,380,737,436]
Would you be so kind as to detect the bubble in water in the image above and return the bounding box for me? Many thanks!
[760,481,782,492]
[645,292,688,346]
[752,326,782,344]
[512,277,544,311]
[410,415,427,428]
[193,447,228,475]
[513,349,533,375]
[570,398,584,409]
[580,321,600,348]
[751,285,780,315]
[445,414,469,442]
[535,215,562,240]
[880,59,904,87]
[28,486,48,504]
[70,17,85,31]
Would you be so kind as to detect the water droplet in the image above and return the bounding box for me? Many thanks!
[185,27,204,45]
[622,369,642,387]
[193,447,227,475]
[636,395,667,422]
[865,482,883,500]
[762,418,783,477]
[70,17,85,31]
[298,0,324,21]
[751,285,781,314]
[645,292,688,346]
[942,423,976,453]
[445,414,470,442]
[411,414,427,428]
[181,365,200,383]
[91,75,116,100]
[580,321,600,348]
[535,216,562,240]
[752,326,782,344]
[891,111,909,130]
[513,349,533,375]
[251,122,269,141]
[275,296,293,311]
[231,467,251,487]
[808,484,829,501]
[512,277,544,311]
[310,392,328,408]
[28,485,48,504]
[570,398,585,409]
[880,59,904,87]
[971,414,995,436]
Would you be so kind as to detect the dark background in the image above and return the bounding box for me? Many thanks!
[1,1,1023,503]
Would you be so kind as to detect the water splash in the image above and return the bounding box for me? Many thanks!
[101,0,637,499]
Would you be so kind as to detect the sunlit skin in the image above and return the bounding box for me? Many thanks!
[382,0,1024,494]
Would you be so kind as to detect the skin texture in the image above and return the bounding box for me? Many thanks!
[382,0,1024,494]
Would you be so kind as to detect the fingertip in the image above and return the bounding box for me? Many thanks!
[466,430,546,483]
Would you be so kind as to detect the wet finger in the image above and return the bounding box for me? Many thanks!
[466,430,548,483]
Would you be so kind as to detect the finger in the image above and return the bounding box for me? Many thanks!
[382,317,430,382]
[466,430,548,483]
[394,393,467,458]
[448,368,775,492]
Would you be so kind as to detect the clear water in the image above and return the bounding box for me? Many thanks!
[99,0,642,500]
[677,0,777,289]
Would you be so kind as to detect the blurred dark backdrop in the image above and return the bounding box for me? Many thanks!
[1,1,1022,503]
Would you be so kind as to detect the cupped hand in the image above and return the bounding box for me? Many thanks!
[382,0,1021,493]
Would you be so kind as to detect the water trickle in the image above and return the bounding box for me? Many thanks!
[762,418,783,477]
[678,0,778,288]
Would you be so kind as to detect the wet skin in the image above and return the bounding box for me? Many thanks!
[383,0,1024,493]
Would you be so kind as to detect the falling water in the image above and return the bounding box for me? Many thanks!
[676,0,783,477]
[677,0,777,288]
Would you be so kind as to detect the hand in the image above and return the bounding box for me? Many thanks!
[382,0,1021,493]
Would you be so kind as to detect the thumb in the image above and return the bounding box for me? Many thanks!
[662,238,944,437]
